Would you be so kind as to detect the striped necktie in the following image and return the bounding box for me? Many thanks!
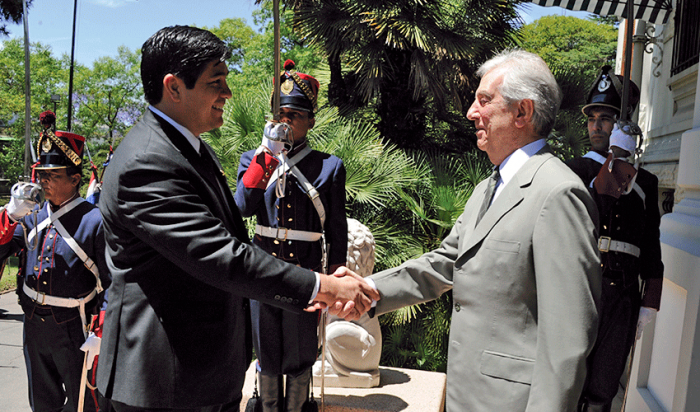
[476,168,500,224]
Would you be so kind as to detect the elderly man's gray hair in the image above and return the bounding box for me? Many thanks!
[477,49,562,138]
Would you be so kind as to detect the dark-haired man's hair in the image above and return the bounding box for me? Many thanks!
[141,25,231,105]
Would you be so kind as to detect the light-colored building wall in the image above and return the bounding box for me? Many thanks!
[620,2,700,410]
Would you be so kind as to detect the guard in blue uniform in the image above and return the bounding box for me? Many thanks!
[0,114,111,412]
[235,60,347,412]
[566,68,663,412]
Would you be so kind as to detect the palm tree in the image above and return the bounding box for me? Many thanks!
[286,0,524,150]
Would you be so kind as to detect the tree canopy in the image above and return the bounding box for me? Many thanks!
[518,14,618,81]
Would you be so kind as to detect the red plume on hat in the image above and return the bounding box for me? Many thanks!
[40,111,56,130]
[273,59,320,113]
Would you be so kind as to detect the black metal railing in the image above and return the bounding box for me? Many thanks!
[671,0,700,76]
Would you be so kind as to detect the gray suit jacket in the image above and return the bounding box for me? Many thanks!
[371,147,601,412]
[97,110,317,408]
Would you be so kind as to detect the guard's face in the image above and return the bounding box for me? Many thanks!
[37,169,80,205]
[278,107,315,144]
[587,107,617,153]
[179,60,232,136]
[467,69,519,165]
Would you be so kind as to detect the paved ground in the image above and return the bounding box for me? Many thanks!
[0,290,30,412]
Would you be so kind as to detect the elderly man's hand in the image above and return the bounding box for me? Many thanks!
[308,267,380,321]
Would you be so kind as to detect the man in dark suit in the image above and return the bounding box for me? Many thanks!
[358,49,602,411]
[96,26,378,412]
[567,67,663,412]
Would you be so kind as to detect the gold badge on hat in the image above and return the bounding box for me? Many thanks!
[281,78,294,95]
[41,137,52,153]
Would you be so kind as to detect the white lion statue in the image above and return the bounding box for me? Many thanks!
[313,218,382,388]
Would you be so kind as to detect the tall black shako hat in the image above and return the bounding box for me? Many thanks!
[582,65,640,118]
[273,60,319,114]
[35,110,85,170]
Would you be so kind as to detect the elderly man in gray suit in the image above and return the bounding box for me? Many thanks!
[362,49,602,411]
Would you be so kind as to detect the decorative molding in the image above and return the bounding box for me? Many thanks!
[634,25,664,77]
[662,189,676,213]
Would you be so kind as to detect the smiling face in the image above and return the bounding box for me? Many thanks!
[177,60,232,136]
[587,107,617,154]
[466,69,520,165]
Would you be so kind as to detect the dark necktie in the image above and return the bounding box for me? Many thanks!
[476,168,500,224]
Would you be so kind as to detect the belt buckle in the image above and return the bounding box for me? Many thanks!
[276,227,288,241]
[36,291,46,305]
[598,236,611,253]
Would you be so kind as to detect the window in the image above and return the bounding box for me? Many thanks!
[671,0,700,76]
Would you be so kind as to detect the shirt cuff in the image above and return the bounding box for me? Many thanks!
[308,272,321,304]
[365,278,378,308]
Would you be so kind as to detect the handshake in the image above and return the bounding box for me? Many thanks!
[308,267,380,321]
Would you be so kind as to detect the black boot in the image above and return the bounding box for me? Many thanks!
[284,369,312,412]
[259,373,284,412]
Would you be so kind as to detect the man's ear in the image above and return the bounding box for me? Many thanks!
[70,173,81,188]
[309,117,316,129]
[514,99,534,129]
[162,74,182,103]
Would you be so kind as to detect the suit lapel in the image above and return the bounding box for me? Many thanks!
[148,111,249,242]
[462,147,554,253]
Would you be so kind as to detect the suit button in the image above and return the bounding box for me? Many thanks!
[274,295,281,300]
[287,204,291,208]
[34,266,39,271]
[274,240,280,245]
[293,299,299,305]
[455,303,461,312]
[272,252,278,257]
[289,253,294,258]
[603,225,607,230]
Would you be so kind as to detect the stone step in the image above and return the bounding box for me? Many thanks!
[239,362,446,412]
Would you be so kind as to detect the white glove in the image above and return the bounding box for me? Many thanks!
[6,182,42,222]
[80,331,101,368]
[261,121,292,156]
[636,306,657,340]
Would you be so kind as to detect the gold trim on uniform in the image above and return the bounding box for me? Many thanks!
[37,130,82,166]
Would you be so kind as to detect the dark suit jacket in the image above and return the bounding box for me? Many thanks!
[370,147,601,412]
[96,109,317,408]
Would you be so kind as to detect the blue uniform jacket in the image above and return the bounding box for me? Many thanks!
[235,145,348,271]
[1,199,111,323]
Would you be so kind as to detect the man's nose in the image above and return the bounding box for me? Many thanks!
[466,102,478,121]
[221,81,232,99]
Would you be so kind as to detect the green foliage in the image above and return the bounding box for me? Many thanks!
[72,46,145,145]
[0,256,18,293]
[0,37,143,184]
[0,38,68,181]
[518,15,618,82]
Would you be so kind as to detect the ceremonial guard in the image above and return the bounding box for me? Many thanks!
[566,67,664,412]
[0,111,110,412]
[235,60,348,412]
